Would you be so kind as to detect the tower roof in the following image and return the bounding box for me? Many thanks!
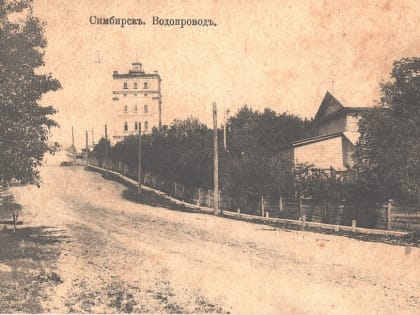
[112,62,160,79]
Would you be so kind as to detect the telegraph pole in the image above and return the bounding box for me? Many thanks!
[137,122,142,194]
[213,102,221,216]
[71,126,75,164]
[223,108,230,151]
[85,130,89,166]
[105,124,108,178]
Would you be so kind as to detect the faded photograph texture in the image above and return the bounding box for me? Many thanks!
[0,0,419,314]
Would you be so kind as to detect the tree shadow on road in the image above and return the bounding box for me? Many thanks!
[123,188,200,214]
[0,226,69,313]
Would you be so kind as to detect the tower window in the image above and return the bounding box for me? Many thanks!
[144,104,148,114]
[133,105,138,113]
[124,105,128,113]
[124,121,128,131]
[133,82,138,89]
[143,82,148,89]
[144,121,149,131]
[123,82,128,89]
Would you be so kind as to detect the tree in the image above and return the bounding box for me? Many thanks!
[221,106,314,200]
[0,0,60,185]
[294,163,346,201]
[93,117,214,188]
[352,57,420,202]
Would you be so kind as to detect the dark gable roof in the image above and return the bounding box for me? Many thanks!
[314,91,344,121]
[314,91,372,123]
[292,132,354,148]
[292,132,355,147]
[292,132,343,147]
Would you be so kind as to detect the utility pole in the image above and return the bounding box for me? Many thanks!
[71,126,75,164]
[105,124,108,178]
[137,122,142,194]
[223,108,230,151]
[213,102,221,216]
[85,130,89,166]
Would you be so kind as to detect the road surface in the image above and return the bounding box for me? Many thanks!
[2,166,419,314]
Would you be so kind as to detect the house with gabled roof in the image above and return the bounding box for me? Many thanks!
[291,91,372,171]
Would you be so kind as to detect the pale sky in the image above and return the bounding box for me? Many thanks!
[33,0,420,149]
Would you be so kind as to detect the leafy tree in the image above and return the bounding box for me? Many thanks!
[92,138,109,160]
[0,0,60,185]
[221,106,314,199]
[94,107,314,209]
[294,163,345,201]
[94,117,214,187]
[351,57,420,202]
[227,106,313,158]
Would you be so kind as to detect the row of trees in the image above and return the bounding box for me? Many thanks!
[93,108,314,204]
[93,57,420,205]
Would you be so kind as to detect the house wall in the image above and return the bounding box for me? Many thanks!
[317,112,346,136]
[294,136,345,170]
[342,137,355,167]
[345,113,360,132]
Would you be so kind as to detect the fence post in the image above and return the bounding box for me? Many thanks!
[12,212,17,233]
[323,199,329,223]
[299,197,303,218]
[207,190,211,208]
[197,188,201,207]
[387,199,393,230]
[352,219,357,233]
[261,195,265,217]
[279,195,283,213]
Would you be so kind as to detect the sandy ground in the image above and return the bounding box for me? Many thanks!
[0,165,419,314]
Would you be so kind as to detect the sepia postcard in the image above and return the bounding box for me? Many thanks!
[0,0,419,314]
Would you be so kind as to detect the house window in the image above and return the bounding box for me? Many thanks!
[124,121,128,131]
[124,105,128,113]
[133,82,138,89]
[144,104,148,114]
[144,121,149,131]
[143,82,148,89]
[134,122,138,130]
[133,105,138,113]
[144,93,148,97]
[123,82,128,89]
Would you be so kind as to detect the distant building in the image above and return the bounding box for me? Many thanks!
[111,62,162,143]
[290,91,372,171]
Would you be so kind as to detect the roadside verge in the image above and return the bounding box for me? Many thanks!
[84,165,418,246]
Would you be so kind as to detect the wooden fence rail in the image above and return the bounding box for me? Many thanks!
[89,158,420,232]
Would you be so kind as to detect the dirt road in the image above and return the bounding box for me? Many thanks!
[1,166,419,314]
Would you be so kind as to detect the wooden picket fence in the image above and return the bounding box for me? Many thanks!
[89,158,420,232]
